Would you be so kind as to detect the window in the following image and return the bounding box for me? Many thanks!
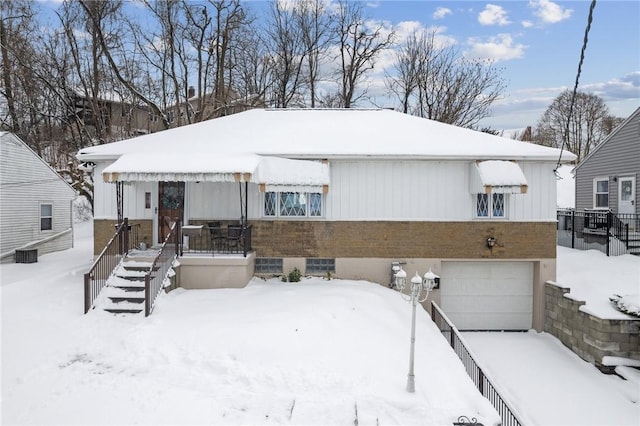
[40,203,53,231]
[306,258,335,274]
[264,191,323,218]
[594,178,609,208]
[255,258,283,274]
[476,193,506,218]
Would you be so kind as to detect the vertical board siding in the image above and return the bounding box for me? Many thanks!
[92,158,558,223]
[576,110,640,212]
[0,134,75,256]
[326,160,555,221]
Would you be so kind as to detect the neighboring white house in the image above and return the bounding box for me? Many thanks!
[1,132,76,263]
[77,108,576,331]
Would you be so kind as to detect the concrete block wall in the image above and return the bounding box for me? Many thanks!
[545,281,640,369]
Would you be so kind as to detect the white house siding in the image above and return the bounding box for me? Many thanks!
[93,162,156,221]
[326,160,556,221]
[95,159,558,223]
[0,134,75,260]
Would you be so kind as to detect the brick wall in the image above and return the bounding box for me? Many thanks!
[93,219,153,255]
[250,221,556,259]
[545,282,640,369]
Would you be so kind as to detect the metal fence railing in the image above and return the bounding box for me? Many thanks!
[557,209,639,256]
[145,220,180,317]
[431,302,524,426]
[84,218,141,313]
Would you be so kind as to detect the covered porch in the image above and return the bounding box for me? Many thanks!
[100,152,330,259]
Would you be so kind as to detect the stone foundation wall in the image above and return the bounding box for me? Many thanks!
[545,282,640,369]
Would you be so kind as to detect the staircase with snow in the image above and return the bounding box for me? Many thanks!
[100,260,156,314]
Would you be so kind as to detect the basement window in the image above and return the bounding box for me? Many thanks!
[306,258,335,275]
[255,258,283,274]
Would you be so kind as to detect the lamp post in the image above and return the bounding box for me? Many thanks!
[394,266,439,393]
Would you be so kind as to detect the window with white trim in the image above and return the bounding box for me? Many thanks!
[264,191,323,217]
[593,178,609,208]
[476,193,506,218]
[40,203,53,231]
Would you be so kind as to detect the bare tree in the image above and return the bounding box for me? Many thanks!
[295,0,333,108]
[386,31,421,114]
[335,0,394,108]
[387,29,505,128]
[0,0,38,136]
[534,90,618,163]
[265,0,307,107]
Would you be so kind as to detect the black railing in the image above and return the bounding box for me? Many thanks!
[557,209,639,256]
[84,218,141,313]
[145,220,180,317]
[182,223,253,257]
[431,302,523,426]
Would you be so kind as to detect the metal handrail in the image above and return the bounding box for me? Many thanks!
[144,220,180,316]
[84,219,129,313]
[431,302,524,426]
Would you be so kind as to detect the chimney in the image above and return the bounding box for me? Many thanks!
[188,86,195,98]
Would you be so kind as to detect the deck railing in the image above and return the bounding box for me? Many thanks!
[145,220,180,317]
[430,302,523,426]
[182,223,253,257]
[557,209,639,256]
[84,218,141,313]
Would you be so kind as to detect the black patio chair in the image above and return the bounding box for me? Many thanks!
[208,222,225,252]
[227,224,243,253]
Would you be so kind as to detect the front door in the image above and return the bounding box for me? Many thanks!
[158,182,185,243]
[618,177,635,216]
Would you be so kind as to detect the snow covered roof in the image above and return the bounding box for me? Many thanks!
[471,160,529,194]
[77,109,577,163]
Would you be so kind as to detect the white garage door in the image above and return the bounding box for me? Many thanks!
[440,262,533,331]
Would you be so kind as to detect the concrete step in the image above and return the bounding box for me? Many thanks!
[103,300,144,315]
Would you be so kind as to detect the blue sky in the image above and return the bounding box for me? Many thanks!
[356,0,640,130]
[39,0,640,131]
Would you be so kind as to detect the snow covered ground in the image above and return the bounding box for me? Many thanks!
[463,331,640,426]
[1,221,498,425]
[1,221,639,425]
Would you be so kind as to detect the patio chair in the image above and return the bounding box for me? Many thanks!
[208,222,225,252]
[227,224,243,252]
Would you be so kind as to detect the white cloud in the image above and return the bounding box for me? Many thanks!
[521,20,534,28]
[581,71,640,101]
[478,4,511,26]
[529,0,572,24]
[466,33,526,62]
[433,7,452,20]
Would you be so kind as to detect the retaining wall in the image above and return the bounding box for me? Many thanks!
[545,281,640,370]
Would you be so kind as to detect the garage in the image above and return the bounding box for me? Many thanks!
[440,261,533,331]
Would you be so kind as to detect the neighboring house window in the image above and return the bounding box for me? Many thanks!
[594,178,609,208]
[264,191,323,218]
[40,203,53,231]
[476,193,506,218]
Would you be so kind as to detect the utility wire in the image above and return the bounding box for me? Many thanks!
[555,0,597,175]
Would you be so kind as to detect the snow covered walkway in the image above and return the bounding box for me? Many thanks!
[462,331,639,425]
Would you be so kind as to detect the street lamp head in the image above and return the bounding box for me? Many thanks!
[423,268,439,291]
[411,272,422,285]
[394,267,407,292]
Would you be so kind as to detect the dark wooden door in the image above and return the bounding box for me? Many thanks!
[158,182,185,243]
